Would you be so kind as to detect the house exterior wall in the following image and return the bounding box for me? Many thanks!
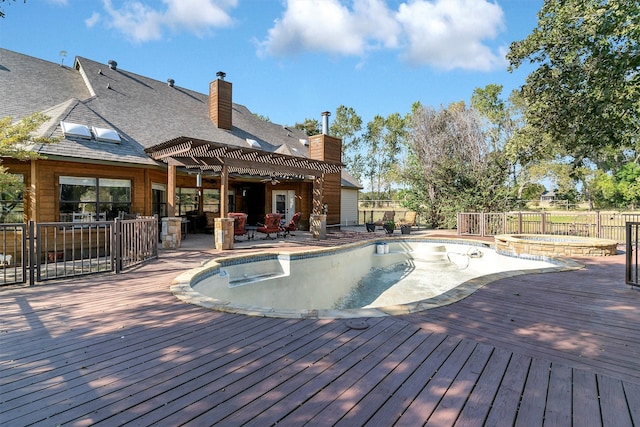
[340,188,359,226]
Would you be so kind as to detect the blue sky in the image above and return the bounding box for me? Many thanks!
[0,0,542,127]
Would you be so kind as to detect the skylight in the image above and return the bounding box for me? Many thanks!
[92,126,121,143]
[60,121,91,139]
[246,139,261,149]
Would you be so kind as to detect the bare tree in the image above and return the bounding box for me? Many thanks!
[404,102,512,227]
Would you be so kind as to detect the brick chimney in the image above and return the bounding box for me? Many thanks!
[209,71,232,130]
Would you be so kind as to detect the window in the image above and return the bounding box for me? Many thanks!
[0,174,24,223]
[203,189,220,213]
[59,176,131,221]
[152,183,166,217]
[176,187,198,215]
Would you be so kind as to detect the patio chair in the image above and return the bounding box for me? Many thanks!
[256,213,282,239]
[228,212,248,241]
[281,212,302,237]
[374,211,395,229]
[397,211,417,227]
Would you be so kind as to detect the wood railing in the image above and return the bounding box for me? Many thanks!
[458,211,640,244]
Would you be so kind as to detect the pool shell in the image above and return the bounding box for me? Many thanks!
[494,234,618,257]
[171,237,583,319]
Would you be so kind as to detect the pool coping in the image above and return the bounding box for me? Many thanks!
[170,237,584,319]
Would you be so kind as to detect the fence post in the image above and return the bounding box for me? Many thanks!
[502,212,507,234]
[114,218,122,274]
[596,210,601,238]
[541,212,547,234]
[28,220,35,287]
[518,212,523,234]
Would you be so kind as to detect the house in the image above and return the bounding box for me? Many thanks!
[540,189,556,202]
[0,48,355,241]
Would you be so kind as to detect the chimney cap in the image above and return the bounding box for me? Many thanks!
[216,71,226,80]
[321,111,331,116]
[108,59,117,70]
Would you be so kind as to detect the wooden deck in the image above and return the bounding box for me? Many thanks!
[1,232,639,426]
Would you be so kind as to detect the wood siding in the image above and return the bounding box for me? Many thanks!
[209,79,233,130]
[308,134,342,163]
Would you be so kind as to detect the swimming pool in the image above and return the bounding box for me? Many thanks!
[171,239,581,319]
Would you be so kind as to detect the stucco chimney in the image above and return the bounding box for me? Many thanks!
[209,71,232,130]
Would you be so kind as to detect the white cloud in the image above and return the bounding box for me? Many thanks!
[259,0,399,57]
[396,0,506,70]
[100,0,237,43]
[259,0,507,71]
[85,12,101,28]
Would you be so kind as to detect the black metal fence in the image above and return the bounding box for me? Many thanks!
[0,217,158,287]
[626,222,640,288]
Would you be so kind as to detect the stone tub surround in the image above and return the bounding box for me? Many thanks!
[494,234,619,257]
[171,238,582,319]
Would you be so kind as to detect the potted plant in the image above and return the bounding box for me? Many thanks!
[383,220,395,234]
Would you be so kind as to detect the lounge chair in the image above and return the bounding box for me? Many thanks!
[228,212,248,241]
[256,213,282,239]
[397,211,417,227]
[281,212,302,237]
[374,211,395,229]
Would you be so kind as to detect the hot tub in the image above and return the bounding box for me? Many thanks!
[494,234,618,257]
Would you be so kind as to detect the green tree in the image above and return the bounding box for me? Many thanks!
[0,0,25,19]
[362,113,406,199]
[329,105,363,180]
[507,0,640,173]
[0,112,56,221]
[294,118,320,136]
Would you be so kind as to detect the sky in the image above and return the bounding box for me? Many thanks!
[0,0,542,128]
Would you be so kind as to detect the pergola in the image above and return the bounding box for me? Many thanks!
[145,136,343,217]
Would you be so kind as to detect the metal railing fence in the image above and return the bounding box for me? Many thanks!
[626,222,639,288]
[0,216,158,287]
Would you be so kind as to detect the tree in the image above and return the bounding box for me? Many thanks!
[294,118,320,136]
[507,0,640,173]
[0,112,56,221]
[0,0,25,19]
[329,105,363,180]
[403,102,513,228]
[362,113,406,199]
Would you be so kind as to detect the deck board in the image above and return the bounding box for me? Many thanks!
[1,236,639,425]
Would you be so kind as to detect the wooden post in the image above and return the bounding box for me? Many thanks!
[30,160,38,223]
[220,164,228,217]
[312,174,324,215]
[167,164,176,217]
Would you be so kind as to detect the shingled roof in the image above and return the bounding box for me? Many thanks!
[0,48,364,188]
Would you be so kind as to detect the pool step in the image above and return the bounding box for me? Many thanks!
[228,272,287,287]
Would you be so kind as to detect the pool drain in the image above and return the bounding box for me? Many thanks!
[345,319,369,330]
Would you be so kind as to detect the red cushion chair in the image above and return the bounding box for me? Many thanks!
[228,212,248,240]
[281,212,302,237]
[256,213,282,239]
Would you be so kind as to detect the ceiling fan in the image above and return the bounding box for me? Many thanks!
[260,175,280,185]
